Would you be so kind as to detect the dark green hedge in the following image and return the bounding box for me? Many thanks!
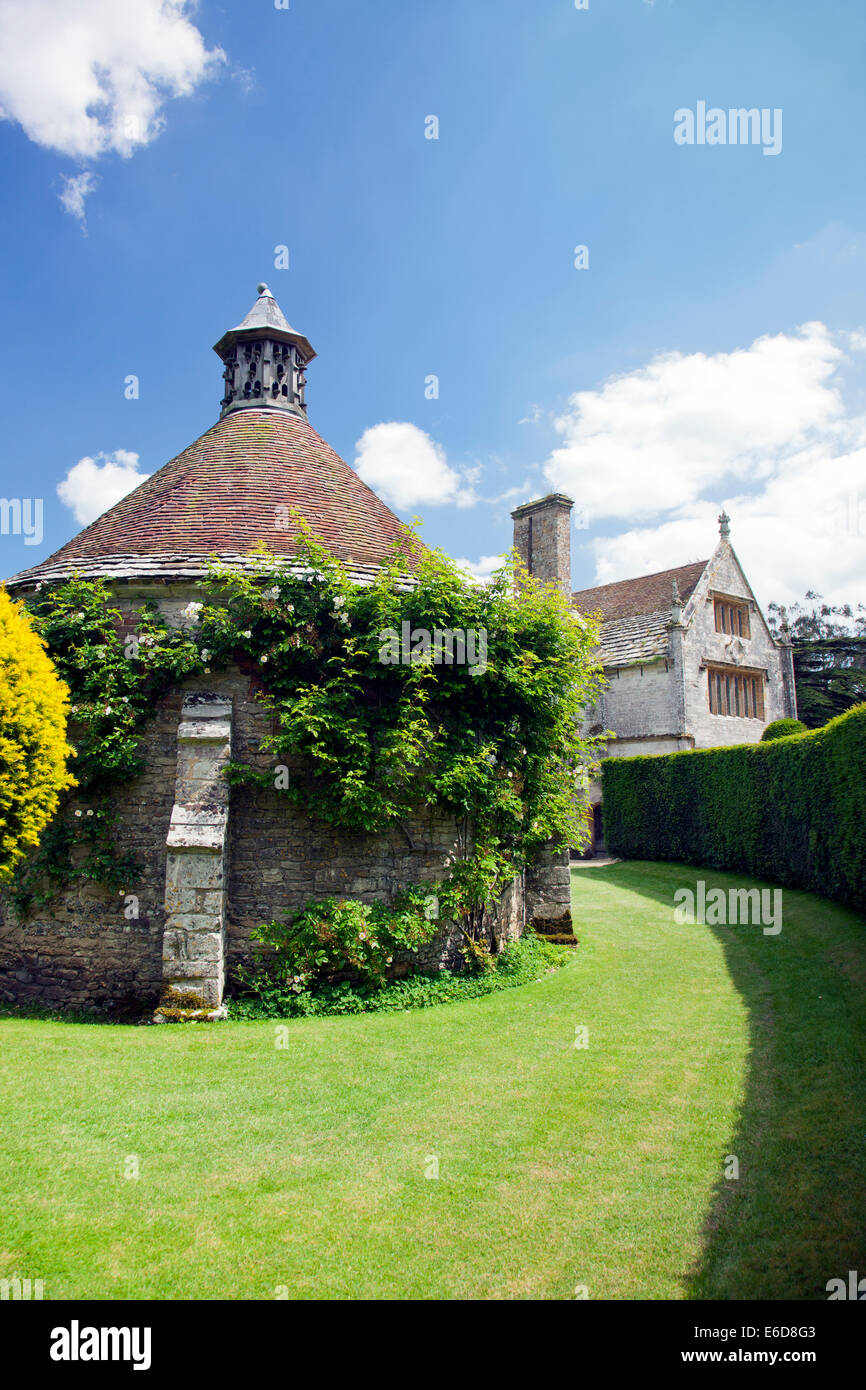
[602,703,866,913]
[760,718,807,742]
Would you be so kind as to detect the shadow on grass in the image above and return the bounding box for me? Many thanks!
[586,861,866,1301]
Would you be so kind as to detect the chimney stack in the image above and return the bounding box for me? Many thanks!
[511,493,574,595]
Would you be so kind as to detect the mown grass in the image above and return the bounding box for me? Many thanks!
[0,862,863,1300]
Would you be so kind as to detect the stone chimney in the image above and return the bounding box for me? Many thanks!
[511,493,574,595]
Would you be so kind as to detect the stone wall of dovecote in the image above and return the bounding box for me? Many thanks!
[0,590,529,1013]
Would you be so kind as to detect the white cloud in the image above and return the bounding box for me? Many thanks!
[59,171,98,227]
[354,422,478,510]
[591,435,866,610]
[488,478,535,506]
[554,324,866,609]
[545,322,847,522]
[453,555,504,584]
[0,0,224,179]
[58,450,149,525]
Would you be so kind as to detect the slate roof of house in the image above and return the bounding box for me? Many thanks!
[8,408,415,590]
[572,559,709,668]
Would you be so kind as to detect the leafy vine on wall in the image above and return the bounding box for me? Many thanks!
[16,523,604,927]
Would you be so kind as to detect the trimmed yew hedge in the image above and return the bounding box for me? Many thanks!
[602,703,866,913]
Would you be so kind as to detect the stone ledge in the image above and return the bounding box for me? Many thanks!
[177,719,232,743]
[182,693,232,719]
[166,825,227,851]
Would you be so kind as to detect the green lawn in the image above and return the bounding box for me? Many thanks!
[2,861,865,1300]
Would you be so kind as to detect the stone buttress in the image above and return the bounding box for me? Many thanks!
[161,692,232,1009]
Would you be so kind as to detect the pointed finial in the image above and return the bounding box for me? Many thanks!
[718,510,731,540]
[669,575,683,625]
[257,282,271,296]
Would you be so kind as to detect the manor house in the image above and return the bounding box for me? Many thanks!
[511,494,798,853]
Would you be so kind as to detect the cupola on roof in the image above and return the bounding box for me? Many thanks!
[213,283,316,419]
[8,285,413,591]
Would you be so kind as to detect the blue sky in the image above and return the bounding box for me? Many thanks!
[1,0,865,605]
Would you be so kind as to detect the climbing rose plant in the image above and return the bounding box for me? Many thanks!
[200,524,604,922]
[17,523,604,927]
[0,588,76,885]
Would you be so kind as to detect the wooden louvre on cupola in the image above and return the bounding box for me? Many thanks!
[212,281,316,418]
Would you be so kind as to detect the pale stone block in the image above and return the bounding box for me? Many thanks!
[169,978,222,1007]
[163,959,220,980]
[196,890,224,914]
[183,932,223,962]
[181,694,232,720]
[165,852,223,890]
[166,824,225,851]
[178,719,231,743]
[162,929,187,961]
[174,913,222,935]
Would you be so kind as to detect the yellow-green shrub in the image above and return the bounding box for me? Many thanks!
[0,587,75,884]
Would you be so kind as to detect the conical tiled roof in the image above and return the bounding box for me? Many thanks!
[9,285,416,592]
[8,409,414,590]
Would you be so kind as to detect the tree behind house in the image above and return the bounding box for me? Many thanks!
[768,592,866,728]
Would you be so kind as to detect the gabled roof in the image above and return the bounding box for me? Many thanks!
[593,612,674,667]
[572,559,709,668]
[8,408,414,590]
[572,560,708,621]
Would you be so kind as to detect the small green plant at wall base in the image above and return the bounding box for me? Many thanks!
[243,889,441,990]
[229,930,566,1019]
[760,718,808,741]
[0,588,75,885]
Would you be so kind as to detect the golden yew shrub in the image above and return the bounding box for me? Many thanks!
[0,586,75,884]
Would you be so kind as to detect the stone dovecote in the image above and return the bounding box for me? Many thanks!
[0,286,533,1015]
